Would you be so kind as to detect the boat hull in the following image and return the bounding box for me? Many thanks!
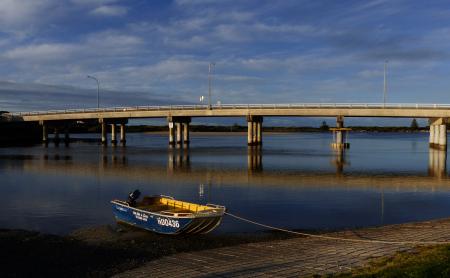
[111,201,223,235]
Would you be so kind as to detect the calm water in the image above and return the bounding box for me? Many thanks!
[1,131,450,235]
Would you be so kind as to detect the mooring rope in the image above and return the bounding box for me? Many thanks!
[225,211,450,246]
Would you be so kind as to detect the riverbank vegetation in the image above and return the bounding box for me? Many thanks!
[335,244,450,277]
[69,123,429,134]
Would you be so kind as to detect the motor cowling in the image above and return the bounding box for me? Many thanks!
[127,189,141,207]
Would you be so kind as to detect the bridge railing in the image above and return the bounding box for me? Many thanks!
[10,103,450,116]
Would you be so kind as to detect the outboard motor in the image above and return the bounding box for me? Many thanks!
[127,189,141,207]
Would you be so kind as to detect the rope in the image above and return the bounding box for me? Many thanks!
[225,211,450,246]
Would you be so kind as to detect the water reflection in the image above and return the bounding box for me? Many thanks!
[168,149,190,172]
[428,148,447,179]
[2,132,450,235]
[331,148,349,176]
[247,146,263,173]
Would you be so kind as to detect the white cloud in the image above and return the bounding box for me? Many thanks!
[2,43,78,62]
[91,5,127,16]
[0,0,55,31]
[71,0,118,5]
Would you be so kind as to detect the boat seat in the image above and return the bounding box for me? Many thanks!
[138,204,170,212]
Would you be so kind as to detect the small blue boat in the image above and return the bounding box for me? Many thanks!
[111,191,226,235]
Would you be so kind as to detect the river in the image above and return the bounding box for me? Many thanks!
[1,131,449,235]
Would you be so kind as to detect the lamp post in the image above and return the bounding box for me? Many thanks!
[87,75,100,109]
[208,62,215,109]
[383,60,388,107]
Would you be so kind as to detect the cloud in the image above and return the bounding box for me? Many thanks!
[71,0,118,5]
[0,0,57,34]
[90,5,127,16]
[3,43,78,62]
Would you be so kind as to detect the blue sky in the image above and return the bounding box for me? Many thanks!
[1,0,450,119]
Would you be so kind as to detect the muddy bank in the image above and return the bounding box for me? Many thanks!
[1,225,296,277]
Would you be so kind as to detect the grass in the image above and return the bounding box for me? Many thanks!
[333,245,450,278]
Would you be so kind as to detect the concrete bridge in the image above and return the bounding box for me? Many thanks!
[7,103,450,149]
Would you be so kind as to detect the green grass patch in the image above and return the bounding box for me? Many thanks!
[334,244,450,278]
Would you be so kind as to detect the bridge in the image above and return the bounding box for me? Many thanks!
[5,103,450,149]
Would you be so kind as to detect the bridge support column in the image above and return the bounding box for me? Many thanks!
[183,122,190,145]
[429,118,447,150]
[247,121,253,145]
[247,116,263,146]
[64,125,70,146]
[167,117,191,147]
[256,121,262,145]
[176,122,183,147]
[439,124,447,149]
[111,124,117,145]
[41,122,48,145]
[169,122,175,146]
[429,125,436,147]
[54,127,60,146]
[330,116,350,149]
[101,122,107,145]
[120,124,126,145]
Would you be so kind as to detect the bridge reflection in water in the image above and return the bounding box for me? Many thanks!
[18,146,450,192]
[429,148,447,179]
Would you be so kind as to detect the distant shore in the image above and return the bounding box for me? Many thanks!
[69,124,429,134]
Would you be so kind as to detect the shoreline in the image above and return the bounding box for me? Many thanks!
[0,224,295,277]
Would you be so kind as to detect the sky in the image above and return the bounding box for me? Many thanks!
[0,0,450,126]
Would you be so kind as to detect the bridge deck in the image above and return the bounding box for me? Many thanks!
[9,103,450,122]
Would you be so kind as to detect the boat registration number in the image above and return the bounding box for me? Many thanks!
[133,211,148,222]
[157,217,180,228]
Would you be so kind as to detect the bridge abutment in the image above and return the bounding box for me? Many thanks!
[247,116,263,146]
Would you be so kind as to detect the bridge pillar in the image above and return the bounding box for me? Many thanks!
[256,121,262,145]
[429,118,447,150]
[169,122,175,146]
[183,122,190,145]
[247,116,263,146]
[54,127,60,146]
[101,122,107,145]
[176,122,183,146]
[120,124,126,145]
[64,125,70,146]
[41,122,48,145]
[167,117,191,147]
[330,116,350,149]
[247,121,253,145]
[111,124,117,145]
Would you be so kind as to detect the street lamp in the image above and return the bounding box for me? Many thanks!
[87,75,100,109]
[383,60,388,107]
[208,62,215,109]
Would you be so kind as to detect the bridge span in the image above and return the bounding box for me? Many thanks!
[5,103,450,149]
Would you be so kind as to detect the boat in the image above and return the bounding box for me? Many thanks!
[111,190,226,235]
